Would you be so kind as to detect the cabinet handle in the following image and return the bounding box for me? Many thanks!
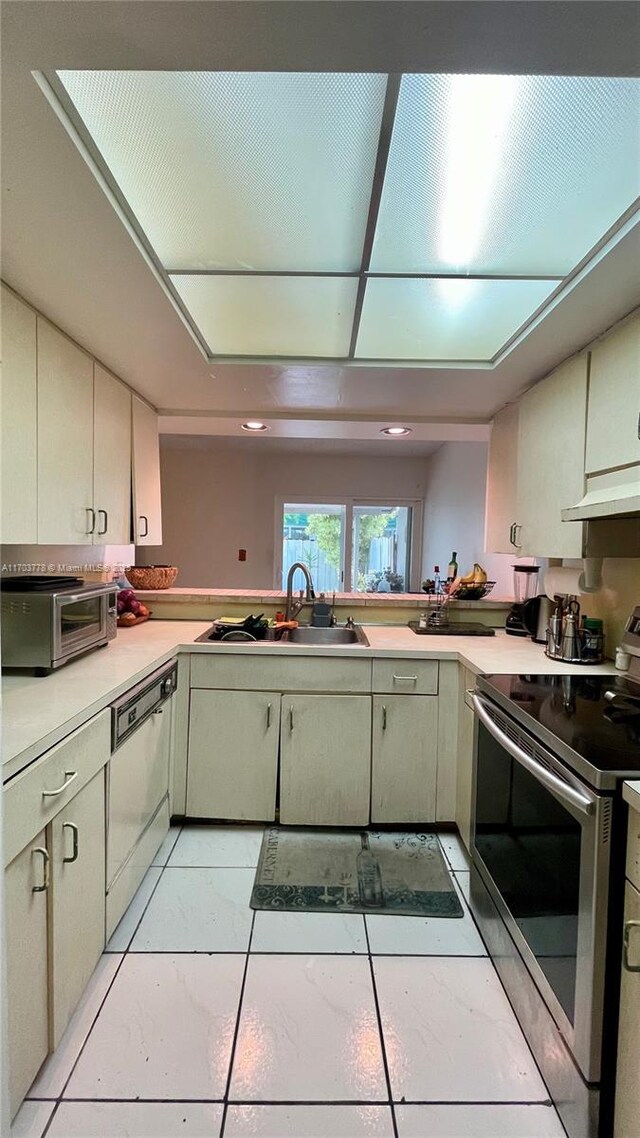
[466,688,476,697]
[266,702,272,729]
[289,706,294,732]
[42,770,78,798]
[393,674,418,683]
[32,847,50,892]
[97,508,108,535]
[623,919,640,972]
[85,507,96,535]
[509,522,515,545]
[139,515,149,537]
[63,822,79,864]
[513,523,522,548]
[382,705,387,730]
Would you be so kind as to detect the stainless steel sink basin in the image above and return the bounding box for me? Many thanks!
[285,625,368,646]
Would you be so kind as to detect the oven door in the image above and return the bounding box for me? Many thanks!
[471,692,611,1083]
[53,588,109,663]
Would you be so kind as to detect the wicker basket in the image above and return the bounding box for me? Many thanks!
[125,566,178,590]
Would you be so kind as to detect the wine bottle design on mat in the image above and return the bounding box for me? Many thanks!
[357,833,384,907]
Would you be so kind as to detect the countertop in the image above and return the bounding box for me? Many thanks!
[2,620,617,782]
[134,586,512,610]
[623,781,640,813]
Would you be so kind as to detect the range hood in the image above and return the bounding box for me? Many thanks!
[562,467,640,522]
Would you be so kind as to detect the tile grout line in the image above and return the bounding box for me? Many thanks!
[363,914,399,1138]
[219,909,256,1138]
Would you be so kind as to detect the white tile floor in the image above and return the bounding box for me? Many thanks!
[13,826,567,1138]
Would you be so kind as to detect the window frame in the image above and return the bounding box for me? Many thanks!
[274,495,423,594]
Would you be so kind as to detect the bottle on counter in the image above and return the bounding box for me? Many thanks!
[433,565,442,595]
[447,551,458,583]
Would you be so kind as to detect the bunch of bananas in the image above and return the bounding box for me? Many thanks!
[449,563,487,595]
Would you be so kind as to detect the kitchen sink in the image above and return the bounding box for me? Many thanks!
[194,623,368,646]
[284,625,369,646]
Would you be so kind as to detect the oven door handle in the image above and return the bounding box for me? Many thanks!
[472,694,595,817]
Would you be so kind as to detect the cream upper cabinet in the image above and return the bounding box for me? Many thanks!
[516,353,588,558]
[484,401,520,554]
[37,318,94,544]
[93,364,132,544]
[132,394,163,545]
[1,288,38,543]
[586,314,640,476]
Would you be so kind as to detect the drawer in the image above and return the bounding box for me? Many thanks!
[191,653,371,693]
[372,658,438,695]
[626,807,640,892]
[4,709,111,866]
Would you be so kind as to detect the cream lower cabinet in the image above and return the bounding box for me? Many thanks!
[371,695,437,824]
[455,670,476,850]
[280,695,371,826]
[50,771,106,1046]
[5,833,50,1117]
[187,689,280,821]
[614,879,640,1137]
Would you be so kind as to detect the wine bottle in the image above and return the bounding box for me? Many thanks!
[356,833,384,907]
[447,551,458,582]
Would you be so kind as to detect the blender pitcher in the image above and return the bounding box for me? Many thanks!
[506,565,540,636]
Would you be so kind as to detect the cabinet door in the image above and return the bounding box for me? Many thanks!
[37,319,94,544]
[5,833,50,1118]
[50,771,106,1046]
[371,696,437,824]
[107,708,171,886]
[187,690,280,821]
[1,287,37,542]
[517,353,588,558]
[614,879,640,1138]
[93,364,132,544]
[280,695,371,826]
[484,401,519,554]
[586,314,640,475]
[132,394,163,545]
[455,672,476,851]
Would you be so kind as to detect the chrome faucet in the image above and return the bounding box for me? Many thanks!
[285,562,315,622]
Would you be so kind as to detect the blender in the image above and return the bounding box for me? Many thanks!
[506,565,540,636]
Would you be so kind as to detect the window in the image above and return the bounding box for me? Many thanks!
[280,501,417,593]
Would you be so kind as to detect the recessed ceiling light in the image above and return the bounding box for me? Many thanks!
[241,421,269,432]
[380,426,412,437]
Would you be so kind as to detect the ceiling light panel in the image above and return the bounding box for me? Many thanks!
[370,74,640,275]
[171,274,358,357]
[57,70,387,272]
[356,277,558,361]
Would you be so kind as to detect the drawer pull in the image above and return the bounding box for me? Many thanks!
[266,702,272,729]
[466,689,476,697]
[42,770,78,798]
[289,706,294,733]
[63,822,79,864]
[32,847,50,892]
[393,674,418,683]
[382,705,387,731]
[623,919,640,972]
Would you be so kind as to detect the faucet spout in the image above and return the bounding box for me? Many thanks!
[285,562,315,622]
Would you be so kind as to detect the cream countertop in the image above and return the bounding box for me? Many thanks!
[2,621,616,781]
[623,781,640,813]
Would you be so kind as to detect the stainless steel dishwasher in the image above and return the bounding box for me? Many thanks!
[106,659,177,938]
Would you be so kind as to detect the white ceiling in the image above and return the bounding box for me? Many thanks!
[2,2,640,444]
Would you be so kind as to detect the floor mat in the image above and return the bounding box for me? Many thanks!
[251,828,463,917]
